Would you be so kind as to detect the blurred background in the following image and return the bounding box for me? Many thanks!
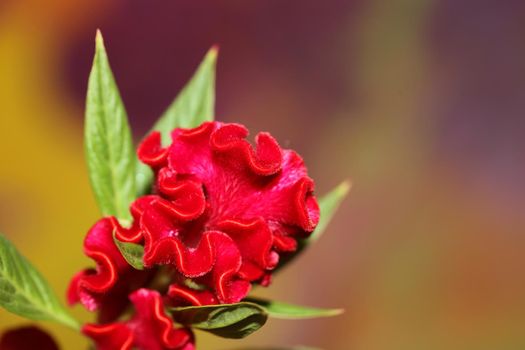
[1,1,524,349]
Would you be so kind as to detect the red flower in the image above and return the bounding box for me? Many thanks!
[67,217,154,323]
[68,121,319,349]
[83,289,194,350]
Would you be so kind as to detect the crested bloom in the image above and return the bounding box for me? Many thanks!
[83,289,194,350]
[68,121,320,349]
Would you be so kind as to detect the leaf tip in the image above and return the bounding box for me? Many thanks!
[329,308,345,317]
[338,179,352,197]
[95,29,104,46]
[208,45,220,61]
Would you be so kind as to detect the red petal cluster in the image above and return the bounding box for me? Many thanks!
[68,121,319,349]
[83,289,193,350]
[67,217,153,323]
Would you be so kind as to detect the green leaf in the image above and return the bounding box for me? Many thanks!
[85,30,136,221]
[135,46,218,196]
[113,233,144,270]
[170,302,267,339]
[0,234,79,330]
[245,297,343,319]
[276,180,351,271]
[309,180,351,243]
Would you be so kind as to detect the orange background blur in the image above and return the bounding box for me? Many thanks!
[1,1,524,349]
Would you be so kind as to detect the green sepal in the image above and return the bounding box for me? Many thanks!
[170,302,267,339]
[113,231,144,270]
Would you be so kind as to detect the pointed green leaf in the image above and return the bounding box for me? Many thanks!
[113,233,144,270]
[135,47,217,196]
[245,297,343,319]
[276,180,351,272]
[309,180,351,243]
[170,302,267,339]
[0,234,79,330]
[85,30,136,221]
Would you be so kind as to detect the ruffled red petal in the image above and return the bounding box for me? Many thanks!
[80,218,129,293]
[215,218,278,281]
[167,122,319,236]
[82,323,133,350]
[209,123,282,176]
[141,202,247,303]
[68,218,152,322]
[112,196,157,243]
[83,289,194,350]
[137,131,169,169]
[141,204,213,275]
[167,285,217,306]
[67,218,126,312]
[128,289,194,350]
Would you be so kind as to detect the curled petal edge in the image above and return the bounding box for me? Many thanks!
[137,131,169,168]
[209,123,283,176]
[82,323,134,350]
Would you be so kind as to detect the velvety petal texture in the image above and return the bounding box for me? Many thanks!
[67,218,152,323]
[83,290,193,350]
[69,121,319,349]
[132,121,319,303]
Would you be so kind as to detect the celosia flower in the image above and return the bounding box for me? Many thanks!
[83,289,194,350]
[68,121,320,348]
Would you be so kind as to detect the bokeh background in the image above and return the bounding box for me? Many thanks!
[1,1,524,349]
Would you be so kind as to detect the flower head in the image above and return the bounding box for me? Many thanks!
[68,121,320,348]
